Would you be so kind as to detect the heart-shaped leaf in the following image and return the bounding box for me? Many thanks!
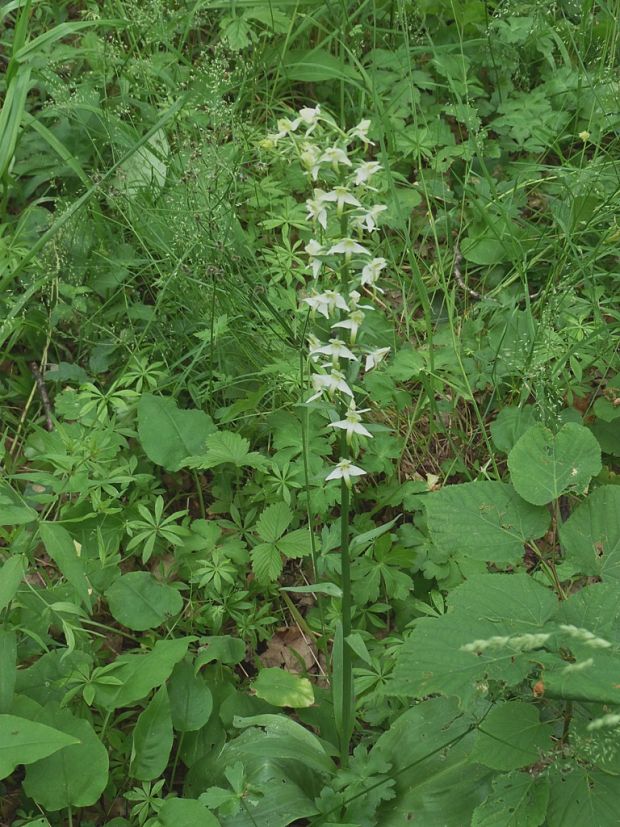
[508,423,602,505]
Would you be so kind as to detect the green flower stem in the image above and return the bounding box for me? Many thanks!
[339,431,353,767]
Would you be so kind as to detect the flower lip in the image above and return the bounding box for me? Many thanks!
[325,458,367,485]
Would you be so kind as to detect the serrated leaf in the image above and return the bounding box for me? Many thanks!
[472,702,553,771]
[105,572,182,631]
[183,430,266,470]
[252,668,314,708]
[508,423,602,505]
[137,393,216,471]
[546,765,620,826]
[250,542,283,583]
[472,771,549,827]
[559,486,620,580]
[424,481,549,565]
[130,685,173,781]
[276,527,312,558]
[374,697,490,826]
[490,406,538,454]
[257,502,292,543]
[389,574,557,703]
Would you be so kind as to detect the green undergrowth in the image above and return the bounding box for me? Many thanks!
[0,1,619,825]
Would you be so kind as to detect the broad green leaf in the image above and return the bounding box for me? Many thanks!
[194,636,246,668]
[490,406,538,454]
[0,554,26,613]
[257,503,292,543]
[168,660,213,732]
[276,528,312,558]
[546,765,620,826]
[232,714,335,774]
[130,685,173,781]
[374,697,490,826]
[390,574,557,703]
[252,669,314,708]
[0,630,17,712]
[39,523,91,608]
[388,346,425,381]
[472,702,553,771]
[159,797,220,827]
[424,481,549,565]
[559,486,620,580]
[94,638,191,709]
[183,431,266,470]
[251,541,282,583]
[105,572,182,631]
[508,423,602,505]
[472,771,550,827]
[0,480,37,525]
[137,393,216,471]
[462,234,507,265]
[23,704,108,809]
[0,715,78,779]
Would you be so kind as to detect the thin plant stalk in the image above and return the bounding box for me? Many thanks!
[338,447,353,766]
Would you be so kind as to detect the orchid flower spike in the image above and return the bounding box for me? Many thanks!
[326,457,367,487]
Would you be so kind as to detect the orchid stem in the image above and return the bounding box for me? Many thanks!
[339,433,353,767]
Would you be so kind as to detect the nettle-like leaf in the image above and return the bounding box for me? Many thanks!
[546,765,620,826]
[490,405,538,454]
[472,771,550,827]
[389,574,557,704]
[183,431,267,470]
[424,481,549,566]
[374,697,490,827]
[559,486,620,581]
[508,423,602,505]
[471,702,553,772]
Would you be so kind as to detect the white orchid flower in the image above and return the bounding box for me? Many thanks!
[307,334,323,361]
[313,338,358,364]
[348,289,374,310]
[360,257,387,290]
[365,347,391,372]
[304,239,325,278]
[347,118,374,145]
[323,186,361,216]
[306,189,330,230]
[307,369,354,402]
[328,238,370,258]
[303,289,349,318]
[332,309,365,343]
[300,143,321,179]
[320,146,352,169]
[299,105,321,133]
[328,403,373,443]
[352,204,388,232]
[353,161,382,186]
[326,458,367,487]
[276,117,301,137]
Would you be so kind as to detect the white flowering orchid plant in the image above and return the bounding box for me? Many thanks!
[261,105,393,767]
